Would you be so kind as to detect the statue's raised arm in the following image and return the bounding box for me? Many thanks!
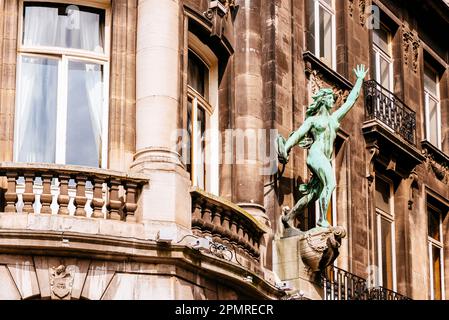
[332,65,369,123]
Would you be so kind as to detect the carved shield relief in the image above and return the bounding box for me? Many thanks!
[49,265,75,300]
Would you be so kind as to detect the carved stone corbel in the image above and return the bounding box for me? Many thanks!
[366,146,379,187]
[204,0,239,39]
[407,170,418,210]
[412,38,421,73]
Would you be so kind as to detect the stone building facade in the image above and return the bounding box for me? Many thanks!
[0,0,448,300]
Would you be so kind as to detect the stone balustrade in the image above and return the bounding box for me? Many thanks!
[191,188,268,264]
[0,163,148,222]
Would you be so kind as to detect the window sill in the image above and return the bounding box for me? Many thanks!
[303,51,353,91]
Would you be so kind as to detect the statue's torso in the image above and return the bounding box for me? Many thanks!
[309,115,339,159]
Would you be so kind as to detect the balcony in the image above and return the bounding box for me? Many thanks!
[321,266,411,300]
[191,188,270,274]
[364,80,416,145]
[362,80,425,177]
[0,163,148,221]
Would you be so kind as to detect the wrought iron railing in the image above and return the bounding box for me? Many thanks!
[364,80,416,145]
[321,266,411,300]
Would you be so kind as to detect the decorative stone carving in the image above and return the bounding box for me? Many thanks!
[309,70,324,95]
[204,0,239,39]
[411,38,421,73]
[359,0,367,26]
[50,265,75,300]
[424,151,449,184]
[407,170,419,210]
[299,226,347,272]
[348,0,354,17]
[402,25,420,73]
[366,146,379,187]
[309,70,349,108]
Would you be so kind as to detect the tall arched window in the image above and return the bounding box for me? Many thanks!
[185,34,219,194]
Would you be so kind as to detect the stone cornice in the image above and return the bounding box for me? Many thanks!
[0,229,284,299]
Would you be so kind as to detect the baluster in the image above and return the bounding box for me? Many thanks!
[57,175,70,215]
[124,181,138,222]
[91,177,105,219]
[107,178,122,220]
[40,173,53,214]
[74,175,87,217]
[22,173,35,213]
[201,206,214,237]
[191,198,203,235]
[4,172,18,213]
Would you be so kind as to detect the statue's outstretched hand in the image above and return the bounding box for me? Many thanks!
[354,64,369,80]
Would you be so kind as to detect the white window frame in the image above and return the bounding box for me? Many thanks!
[428,203,445,300]
[14,0,111,168]
[313,0,336,70]
[373,24,394,92]
[375,176,397,291]
[187,33,219,196]
[424,65,442,150]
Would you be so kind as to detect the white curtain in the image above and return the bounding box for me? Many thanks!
[23,5,103,52]
[17,56,57,163]
[23,7,64,48]
[84,63,103,160]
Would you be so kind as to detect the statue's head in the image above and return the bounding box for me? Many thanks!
[306,88,335,117]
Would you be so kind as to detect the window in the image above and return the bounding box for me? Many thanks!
[309,0,336,68]
[185,36,219,194]
[373,24,393,91]
[374,176,396,290]
[424,64,441,149]
[15,2,109,168]
[428,204,445,300]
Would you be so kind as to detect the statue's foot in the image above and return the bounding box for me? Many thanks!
[276,135,289,164]
[317,219,331,228]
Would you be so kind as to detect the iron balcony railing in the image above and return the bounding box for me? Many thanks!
[321,266,411,300]
[363,80,417,145]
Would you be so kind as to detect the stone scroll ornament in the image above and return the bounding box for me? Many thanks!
[276,65,368,270]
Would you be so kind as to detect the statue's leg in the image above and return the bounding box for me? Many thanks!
[312,159,336,228]
[281,176,321,229]
[281,192,316,229]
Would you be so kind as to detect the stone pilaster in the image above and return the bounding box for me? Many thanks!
[0,0,18,163]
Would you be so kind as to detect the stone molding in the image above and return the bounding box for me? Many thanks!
[422,141,449,185]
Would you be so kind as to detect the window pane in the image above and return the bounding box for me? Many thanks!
[188,51,208,98]
[381,217,393,290]
[23,3,104,53]
[66,61,103,167]
[379,56,391,90]
[432,245,442,300]
[195,107,206,190]
[321,0,333,6]
[319,6,333,66]
[428,206,441,241]
[373,26,390,54]
[375,178,390,214]
[427,97,439,147]
[17,56,58,163]
[307,0,316,53]
[424,66,438,96]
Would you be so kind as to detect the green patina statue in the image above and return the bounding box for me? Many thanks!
[277,64,368,229]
